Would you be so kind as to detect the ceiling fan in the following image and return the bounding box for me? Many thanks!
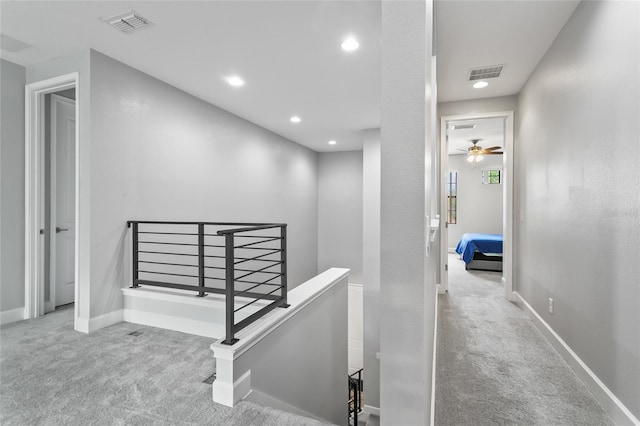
[459,139,503,163]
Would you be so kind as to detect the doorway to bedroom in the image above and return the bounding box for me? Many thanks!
[439,112,514,299]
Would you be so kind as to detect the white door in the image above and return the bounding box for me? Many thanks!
[51,94,76,307]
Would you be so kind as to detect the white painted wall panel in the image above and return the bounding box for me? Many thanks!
[87,51,319,318]
[516,0,640,419]
[317,151,363,283]
[0,59,26,313]
[380,1,435,423]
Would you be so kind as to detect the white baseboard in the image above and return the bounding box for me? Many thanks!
[74,309,123,334]
[212,369,251,407]
[0,307,26,325]
[513,292,639,426]
[364,405,380,416]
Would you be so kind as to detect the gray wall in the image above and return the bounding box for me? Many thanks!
[515,0,639,418]
[317,151,363,283]
[380,1,436,423]
[0,59,26,312]
[438,95,518,119]
[447,154,503,249]
[362,128,380,408]
[88,51,319,317]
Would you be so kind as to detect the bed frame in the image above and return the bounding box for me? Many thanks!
[465,252,503,272]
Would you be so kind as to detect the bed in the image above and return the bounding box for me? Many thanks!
[455,233,503,272]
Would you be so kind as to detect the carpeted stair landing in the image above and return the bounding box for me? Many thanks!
[0,305,329,425]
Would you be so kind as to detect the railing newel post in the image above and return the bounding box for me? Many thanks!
[197,223,207,297]
[280,225,289,308]
[131,222,139,288]
[223,232,238,345]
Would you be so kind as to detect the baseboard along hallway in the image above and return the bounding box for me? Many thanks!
[435,253,613,425]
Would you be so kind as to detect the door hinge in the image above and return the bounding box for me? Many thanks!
[39,229,44,235]
[445,264,448,271]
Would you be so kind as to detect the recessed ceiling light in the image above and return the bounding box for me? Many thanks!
[341,38,359,51]
[226,76,245,87]
[328,140,337,145]
[290,116,301,123]
[473,81,489,89]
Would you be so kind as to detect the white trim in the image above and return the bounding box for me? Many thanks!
[439,111,515,301]
[364,405,380,416]
[25,73,80,328]
[211,268,349,361]
[76,310,122,334]
[123,307,222,339]
[513,292,639,426]
[86,309,123,333]
[430,284,439,426]
[0,307,26,325]
[212,369,251,407]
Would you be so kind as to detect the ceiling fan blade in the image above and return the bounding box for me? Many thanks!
[484,152,503,155]
[456,149,468,152]
[483,146,502,151]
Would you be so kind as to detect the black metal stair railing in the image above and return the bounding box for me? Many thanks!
[348,369,363,425]
[127,221,289,345]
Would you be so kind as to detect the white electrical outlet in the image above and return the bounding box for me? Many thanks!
[548,298,554,314]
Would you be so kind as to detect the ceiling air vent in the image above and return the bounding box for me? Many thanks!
[102,10,152,33]
[468,65,504,81]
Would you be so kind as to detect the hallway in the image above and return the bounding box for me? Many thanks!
[435,254,612,425]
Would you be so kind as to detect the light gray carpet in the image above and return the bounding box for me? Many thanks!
[0,305,328,425]
[435,254,613,426]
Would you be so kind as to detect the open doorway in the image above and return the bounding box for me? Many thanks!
[25,73,79,326]
[439,112,514,299]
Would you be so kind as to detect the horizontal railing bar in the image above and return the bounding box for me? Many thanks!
[234,298,287,332]
[136,279,226,294]
[138,251,198,257]
[235,274,283,287]
[138,260,197,268]
[235,258,282,266]
[233,246,282,251]
[217,224,286,235]
[234,286,281,313]
[234,249,282,265]
[134,280,281,301]
[235,268,280,274]
[235,237,281,249]
[235,262,282,280]
[231,235,283,239]
[138,241,198,247]
[234,280,282,286]
[137,270,199,279]
[129,220,277,227]
[138,231,196,236]
[203,244,225,248]
[202,276,227,281]
[232,282,270,301]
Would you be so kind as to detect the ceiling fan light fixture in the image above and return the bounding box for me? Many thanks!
[467,155,475,163]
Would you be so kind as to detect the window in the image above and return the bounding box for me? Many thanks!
[482,169,501,184]
[446,171,457,224]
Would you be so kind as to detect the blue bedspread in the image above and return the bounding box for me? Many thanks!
[455,233,503,264]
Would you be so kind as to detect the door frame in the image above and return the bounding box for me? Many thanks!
[25,73,80,323]
[439,111,515,300]
[48,93,77,311]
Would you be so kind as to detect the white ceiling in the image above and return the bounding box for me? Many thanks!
[435,0,580,103]
[0,1,381,152]
[447,117,504,155]
[1,1,580,152]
